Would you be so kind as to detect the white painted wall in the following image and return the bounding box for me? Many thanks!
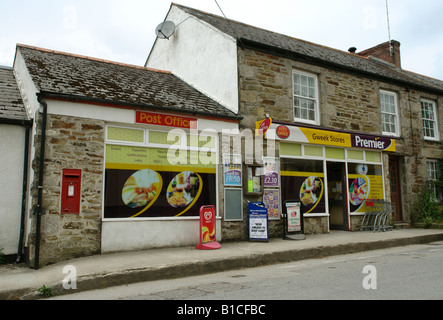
[146,5,239,113]
[101,219,222,253]
[0,125,26,255]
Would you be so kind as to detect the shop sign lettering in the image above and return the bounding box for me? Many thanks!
[136,111,198,129]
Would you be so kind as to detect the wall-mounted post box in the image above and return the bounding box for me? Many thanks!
[61,169,82,214]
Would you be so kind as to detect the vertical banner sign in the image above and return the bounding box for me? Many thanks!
[223,154,242,187]
[248,202,269,242]
[195,206,221,250]
[263,157,279,188]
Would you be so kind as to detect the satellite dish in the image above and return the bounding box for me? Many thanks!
[155,21,176,40]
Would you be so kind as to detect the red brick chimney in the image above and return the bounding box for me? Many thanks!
[358,40,401,68]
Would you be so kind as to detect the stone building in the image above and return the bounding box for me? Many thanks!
[147,4,443,238]
[13,44,240,268]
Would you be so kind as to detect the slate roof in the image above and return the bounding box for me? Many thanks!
[0,66,29,123]
[175,3,443,94]
[17,45,240,119]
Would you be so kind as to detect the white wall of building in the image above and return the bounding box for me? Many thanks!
[0,125,26,255]
[146,5,239,113]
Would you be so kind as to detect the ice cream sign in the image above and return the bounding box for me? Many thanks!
[268,124,396,152]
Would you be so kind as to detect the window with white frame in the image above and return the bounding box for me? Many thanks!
[293,70,319,125]
[380,90,400,136]
[427,159,441,200]
[421,99,439,140]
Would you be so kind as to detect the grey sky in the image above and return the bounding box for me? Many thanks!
[1,0,442,80]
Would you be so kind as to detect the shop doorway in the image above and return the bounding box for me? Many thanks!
[327,162,348,230]
[389,156,403,222]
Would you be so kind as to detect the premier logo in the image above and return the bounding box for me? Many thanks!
[353,135,388,150]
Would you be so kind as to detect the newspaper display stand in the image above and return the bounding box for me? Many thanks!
[248,202,269,242]
[283,201,306,240]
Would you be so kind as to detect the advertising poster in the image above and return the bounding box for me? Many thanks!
[223,154,242,187]
[104,145,216,219]
[263,157,279,187]
[281,173,325,214]
[348,164,384,213]
[264,189,280,220]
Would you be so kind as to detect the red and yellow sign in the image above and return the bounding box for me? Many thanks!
[256,118,272,136]
[136,111,198,130]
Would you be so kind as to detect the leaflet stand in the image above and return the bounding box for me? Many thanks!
[283,201,306,241]
[195,205,221,250]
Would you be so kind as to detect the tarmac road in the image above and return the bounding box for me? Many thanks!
[49,241,443,300]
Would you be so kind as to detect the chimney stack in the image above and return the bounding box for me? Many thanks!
[357,40,401,68]
[348,47,357,54]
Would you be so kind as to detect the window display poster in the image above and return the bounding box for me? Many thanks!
[264,189,280,220]
[281,174,325,214]
[348,164,384,213]
[104,145,216,219]
[223,154,242,187]
[263,157,279,187]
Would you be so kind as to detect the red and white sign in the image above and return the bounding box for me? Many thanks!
[256,118,272,136]
[195,205,221,250]
[136,111,198,129]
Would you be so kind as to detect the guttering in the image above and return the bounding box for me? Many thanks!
[34,93,48,270]
[38,91,243,121]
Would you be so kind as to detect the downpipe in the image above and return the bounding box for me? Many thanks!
[34,94,48,270]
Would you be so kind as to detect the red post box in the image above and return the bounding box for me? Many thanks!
[61,169,82,214]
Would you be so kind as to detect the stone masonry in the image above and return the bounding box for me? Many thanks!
[234,47,443,237]
[28,113,104,267]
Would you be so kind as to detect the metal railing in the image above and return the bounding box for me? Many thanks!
[360,199,395,232]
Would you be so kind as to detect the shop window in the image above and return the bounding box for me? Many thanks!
[188,135,216,149]
[281,158,325,214]
[347,150,364,161]
[325,147,345,160]
[149,130,181,145]
[348,163,384,214]
[293,70,319,125]
[304,145,323,157]
[280,143,302,157]
[365,151,381,163]
[421,99,439,141]
[107,126,144,143]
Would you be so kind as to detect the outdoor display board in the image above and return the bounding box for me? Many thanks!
[195,205,221,250]
[248,202,269,242]
[283,201,305,240]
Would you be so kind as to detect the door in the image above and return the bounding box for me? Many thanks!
[327,162,348,230]
[389,156,403,221]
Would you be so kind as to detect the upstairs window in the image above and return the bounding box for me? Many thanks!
[421,99,439,141]
[293,70,319,125]
[380,90,400,136]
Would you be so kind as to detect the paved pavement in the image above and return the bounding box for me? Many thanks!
[1,228,443,300]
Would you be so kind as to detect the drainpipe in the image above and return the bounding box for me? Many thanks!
[16,124,31,263]
[34,94,48,270]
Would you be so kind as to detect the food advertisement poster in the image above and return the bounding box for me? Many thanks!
[281,172,325,214]
[104,145,216,219]
[223,154,242,187]
[348,164,384,213]
[264,189,280,220]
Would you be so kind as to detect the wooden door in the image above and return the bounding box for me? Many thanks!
[388,156,403,221]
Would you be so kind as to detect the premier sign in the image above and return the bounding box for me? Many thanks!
[268,124,396,152]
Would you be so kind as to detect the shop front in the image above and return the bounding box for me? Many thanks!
[101,111,226,253]
[271,123,396,233]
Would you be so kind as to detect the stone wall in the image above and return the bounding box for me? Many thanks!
[237,47,443,234]
[28,113,104,267]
